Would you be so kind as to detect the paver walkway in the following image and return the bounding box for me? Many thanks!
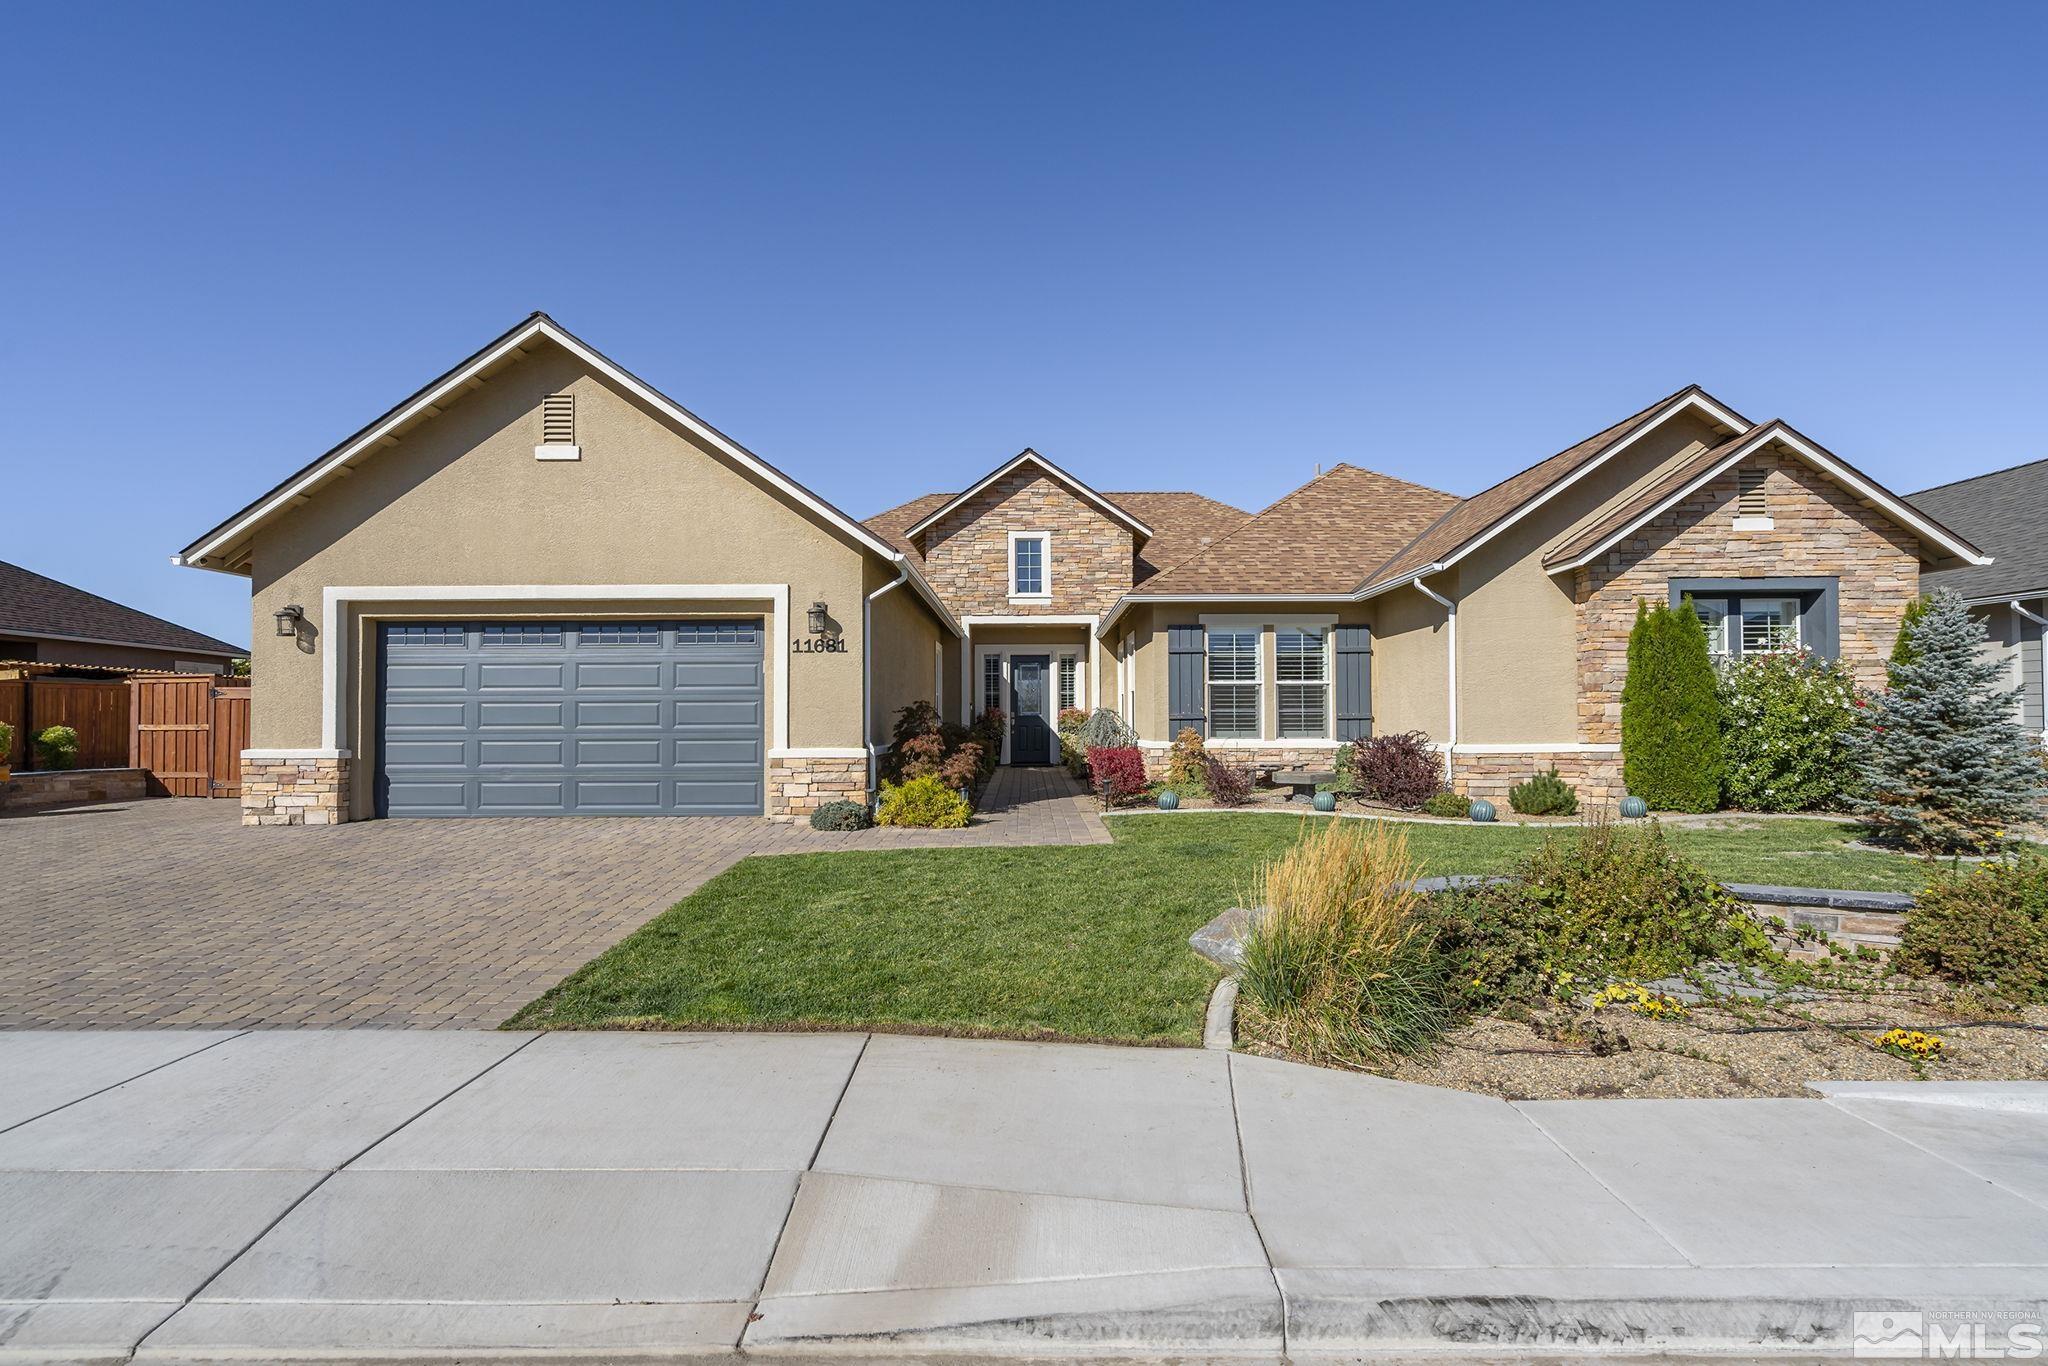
[0,768,1107,1029]
[1,1030,2043,1364]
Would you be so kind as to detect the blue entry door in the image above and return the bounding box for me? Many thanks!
[1009,655,1053,764]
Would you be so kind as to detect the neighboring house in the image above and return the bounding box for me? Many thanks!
[1911,459,2048,741]
[0,559,242,674]
[178,314,1987,826]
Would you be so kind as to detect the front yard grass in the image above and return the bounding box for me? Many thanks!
[508,812,1933,1042]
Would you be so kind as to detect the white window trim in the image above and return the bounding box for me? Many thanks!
[1056,652,1082,715]
[1205,626,1262,742]
[1275,625,1333,741]
[1007,530,1052,604]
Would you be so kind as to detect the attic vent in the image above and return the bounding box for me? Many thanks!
[1736,467,1768,517]
[536,393,581,461]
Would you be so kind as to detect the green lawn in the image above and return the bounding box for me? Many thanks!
[507,813,1933,1042]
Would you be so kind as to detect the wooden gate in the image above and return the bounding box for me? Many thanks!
[129,675,251,797]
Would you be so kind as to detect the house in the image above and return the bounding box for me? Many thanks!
[1912,459,2047,742]
[1,558,243,674]
[177,314,1987,825]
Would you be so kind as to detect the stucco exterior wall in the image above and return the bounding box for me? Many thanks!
[918,469,1135,617]
[1454,410,1721,744]
[866,561,948,739]
[1367,586,1449,739]
[240,341,882,813]
[1572,447,1922,743]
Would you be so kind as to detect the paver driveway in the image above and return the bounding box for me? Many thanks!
[0,769,1106,1029]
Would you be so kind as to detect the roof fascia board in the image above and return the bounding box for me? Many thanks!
[1358,390,1751,594]
[904,450,1156,541]
[1548,423,1992,573]
[1098,591,1358,635]
[174,316,960,636]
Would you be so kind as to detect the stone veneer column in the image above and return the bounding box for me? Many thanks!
[767,754,868,821]
[241,755,350,826]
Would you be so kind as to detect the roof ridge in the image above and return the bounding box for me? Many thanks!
[1911,453,2048,496]
[0,558,243,655]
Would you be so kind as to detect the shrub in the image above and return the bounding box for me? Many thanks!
[1432,818,1767,1006]
[970,708,1005,780]
[1508,769,1578,816]
[1888,595,1930,685]
[1165,727,1210,793]
[1202,753,1252,806]
[1621,599,1724,812]
[33,725,79,771]
[809,799,873,831]
[0,720,12,764]
[1236,821,1452,1067]
[1895,852,2048,1002]
[1717,650,1862,812]
[938,741,984,791]
[890,700,993,790]
[875,774,971,829]
[1850,590,2045,851]
[1056,707,1090,778]
[1348,730,1442,809]
[1087,745,1148,808]
[1077,707,1137,750]
[1422,790,1470,819]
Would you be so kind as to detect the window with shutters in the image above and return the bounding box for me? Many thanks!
[1276,628,1328,738]
[1207,629,1259,739]
[536,393,580,460]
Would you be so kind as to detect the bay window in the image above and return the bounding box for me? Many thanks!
[1276,627,1328,738]
[1207,628,1259,738]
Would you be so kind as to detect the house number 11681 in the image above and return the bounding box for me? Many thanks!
[792,637,847,654]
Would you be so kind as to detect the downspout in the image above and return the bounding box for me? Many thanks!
[864,560,911,801]
[1412,574,1457,781]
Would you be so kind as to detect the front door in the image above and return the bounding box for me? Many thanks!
[1008,655,1052,764]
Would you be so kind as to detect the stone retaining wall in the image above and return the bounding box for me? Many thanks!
[0,767,149,811]
[1450,751,1625,806]
[769,754,867,821]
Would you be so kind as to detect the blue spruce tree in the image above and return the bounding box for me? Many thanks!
[1850,590,2045,850]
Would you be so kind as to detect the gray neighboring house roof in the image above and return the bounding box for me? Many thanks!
[0,559,243,657]
[1911,457,2048,603]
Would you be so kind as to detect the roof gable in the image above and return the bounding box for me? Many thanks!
[901,450,1154,542]
[0,559,242,656]
[175,313,960,634]
[1544,421,1990,573]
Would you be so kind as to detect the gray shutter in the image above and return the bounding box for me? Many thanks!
[1334,625,1373,741]
[1167,626,1207,737]
[1803,582,1840,660]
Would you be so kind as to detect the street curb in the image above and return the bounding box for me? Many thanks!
[1204,976,1238,1051]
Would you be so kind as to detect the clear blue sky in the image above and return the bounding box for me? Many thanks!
[4,2,2042,648]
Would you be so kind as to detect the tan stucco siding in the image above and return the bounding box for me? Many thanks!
[1453,410,1721,744]
[1368,587,1449,738]
[865,561,948,738]
[244,341,873,768]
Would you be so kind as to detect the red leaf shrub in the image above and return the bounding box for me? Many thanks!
[1203,754,1253,806]
[1349,731,1443,809]
[1086,745,1148,808]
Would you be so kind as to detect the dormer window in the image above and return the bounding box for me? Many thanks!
[1009,531,1050,602]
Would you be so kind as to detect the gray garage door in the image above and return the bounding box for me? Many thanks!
[376,620,765,817]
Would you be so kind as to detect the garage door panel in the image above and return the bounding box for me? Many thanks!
[575,738,664,766]
[574,662,666,689]
[378,618,765,817]
[478,662,566,689]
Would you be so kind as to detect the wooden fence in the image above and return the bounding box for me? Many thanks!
[0,678,131,769]
[129,674,251,797]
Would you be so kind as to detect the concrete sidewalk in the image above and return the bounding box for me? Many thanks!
[2,1030,2044,1364]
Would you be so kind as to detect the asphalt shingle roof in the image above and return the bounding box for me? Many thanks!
[0,560,243,657]
[863,490,1253,584]
[1912,457,2048,602]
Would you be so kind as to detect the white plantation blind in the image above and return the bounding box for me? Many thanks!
[1207,628,1259,739]
[1276,628,1328,738]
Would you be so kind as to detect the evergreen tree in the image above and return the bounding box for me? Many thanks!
[1852,590,2045,850]
[1887,595,1930,685]
[1621,598,1725,812]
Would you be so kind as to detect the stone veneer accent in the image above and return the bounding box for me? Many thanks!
[1450,750,1625,807]
[918,468,1135,618]
[1,767,149,810]
[1573,448,1920,744]
[242,755,350,826]
[768,754,867,822]
[1139,744,1345,782]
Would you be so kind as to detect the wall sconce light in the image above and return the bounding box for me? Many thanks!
[274,604,306,637]
[806,601,830,635]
